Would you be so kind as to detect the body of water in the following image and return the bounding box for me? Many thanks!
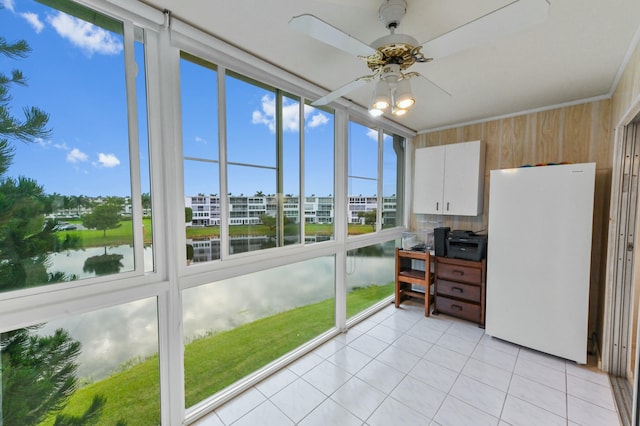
[35,242,395,381]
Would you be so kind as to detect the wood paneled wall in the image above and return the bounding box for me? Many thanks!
[412,99,612,339]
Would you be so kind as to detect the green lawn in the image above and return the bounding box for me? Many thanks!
[56,219,149,248]
[39,283,393,425]
[57,219,375,249]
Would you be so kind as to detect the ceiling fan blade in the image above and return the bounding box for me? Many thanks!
[415,73,452,97]
[312,78,370,106]
[421,0,550,59]
[289,14,377,58]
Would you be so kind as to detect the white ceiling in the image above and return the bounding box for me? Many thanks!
[141,0,640,133]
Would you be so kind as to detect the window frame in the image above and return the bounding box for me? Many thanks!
[346,118,406,236]
[0,2,162,305]
[0,1,416,425]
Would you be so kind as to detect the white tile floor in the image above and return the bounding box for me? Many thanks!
[194,301,621,426]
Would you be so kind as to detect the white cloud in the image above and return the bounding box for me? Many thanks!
[252,95,330,133]
[20,12,44,33]
[96,153,120,168]
[308,113,329,128]
[252,95,277,133]
[283,103,301,132]
[67,148,88,163]
[53,141,70,150]
[194,136,208,144]
[47,12,123,56]
[1,0,15,12]
[34,138,70,151]
[367,128,379,141]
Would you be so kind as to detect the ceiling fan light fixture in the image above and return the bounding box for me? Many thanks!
[369,108,384,117]
[392,107,408,116]
[396,97,414,110]
[394,78,415,109]
[372,79,391,110]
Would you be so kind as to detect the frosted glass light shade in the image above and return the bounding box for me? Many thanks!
[369,108,384,117]
[372,79,390,110]
[395,78,414,109]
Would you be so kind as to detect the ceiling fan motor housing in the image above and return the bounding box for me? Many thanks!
[369,0,431,73]
[379,0,407,29]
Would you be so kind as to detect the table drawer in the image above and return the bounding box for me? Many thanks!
[436,296,480,323]
[437,279,480,302]
[437,262,481,284]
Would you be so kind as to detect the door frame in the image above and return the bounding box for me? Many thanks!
[603,99,640,424]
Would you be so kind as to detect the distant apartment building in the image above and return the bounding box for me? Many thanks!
[185,195,396,227]
[187,195,221,226]
[304,196,334,224]
[347,196,377,225]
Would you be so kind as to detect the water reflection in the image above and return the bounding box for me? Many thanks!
[83,252,125,276]
[188,235,333,263]
[183,256,336,340]
[46,245,152,279]
[347,241,396,289]
[183,251,395,340]
[36,297,158,382]
[39,240,395,383]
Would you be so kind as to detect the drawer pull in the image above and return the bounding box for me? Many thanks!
[453,269,465,276]
[452,287,464,293]
[451,304,463,311]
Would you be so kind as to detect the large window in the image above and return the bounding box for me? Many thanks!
[181,54,221,263]
[348,121,379,236]
[0,0,151,292]
[182,256,336,408]
[181,61,336,260]
[226,73,305,254]
[2,1,408,423]
[1,297,160,424]
[382,132,404,229]
[347,122,404,236]
[346,240,398,319]
[304,104,335,242]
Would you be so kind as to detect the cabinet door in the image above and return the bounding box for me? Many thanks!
[413,145,445,214]
[442,140,484,216]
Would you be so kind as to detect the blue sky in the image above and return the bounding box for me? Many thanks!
[1,0,384,198]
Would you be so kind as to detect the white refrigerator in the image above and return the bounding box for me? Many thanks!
[485,163,595,363]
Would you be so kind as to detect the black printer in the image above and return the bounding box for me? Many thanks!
[446,230,487,261]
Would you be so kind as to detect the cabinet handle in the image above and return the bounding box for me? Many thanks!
[452,287,463,293]
[447,202,450,211]
[436,202,439,211]
[453,269,465,276]
[451,304,463,311]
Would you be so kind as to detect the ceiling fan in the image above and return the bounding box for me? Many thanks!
[289,0,550,117]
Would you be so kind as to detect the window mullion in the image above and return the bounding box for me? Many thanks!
[377,128,384,233]
[219,67,229,259]
[300,100,306,242]
[334,111,348,330]
[122,20,146,273]
[276,91,284,247]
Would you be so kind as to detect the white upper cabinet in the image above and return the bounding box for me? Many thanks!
[413,145,445,214]
[413,140,486,216]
